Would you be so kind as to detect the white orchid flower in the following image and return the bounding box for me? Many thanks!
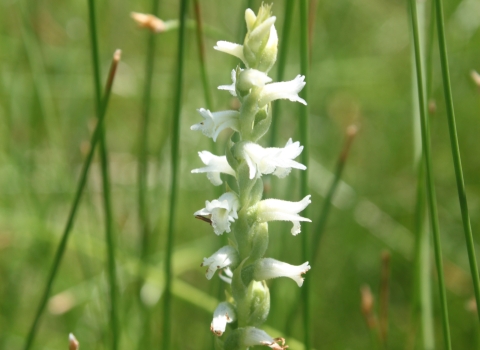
[243,139,306,179]
[255,195,311,235]
[242,327,287,350]
[237,68,272,91]
[258,75,307,107]
[214,41,247,66]
[210,302,236,336]
[191,151,236,186]
[254,258,311,287]
[218,69,238,96]
[190,108,239,141]
[201,246,239,280]
[219,267,233,284]
[194,192,240,235]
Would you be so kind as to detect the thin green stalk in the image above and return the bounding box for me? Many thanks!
[299,0,311,349]
[23,51,121,350]
[86,1,119,348]
[137,2,161,349]
[193,0,213,111]
[408,0,452,348]
[269,0,295,148]
[310,126,356,267]
[434,0,480,321]
[162,0,188,348]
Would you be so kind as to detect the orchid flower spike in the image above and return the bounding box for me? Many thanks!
[243,139,306,179]
[211,302,237,336]
[194,192,240,235]
[191,151,236,186]
[191,108,240,141]
[255,195,312,235]
[201,246,239,280]
[254,258,311,287]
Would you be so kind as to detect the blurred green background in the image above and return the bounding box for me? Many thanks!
[1,0,480,348]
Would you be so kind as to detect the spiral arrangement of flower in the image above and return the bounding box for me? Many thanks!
[191,4,311,349]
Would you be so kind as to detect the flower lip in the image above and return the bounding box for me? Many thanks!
[210,302,236,336]
[191,151,236,186]
[242,327,288,349]
[258,75,307,107]
[254,258,311,287]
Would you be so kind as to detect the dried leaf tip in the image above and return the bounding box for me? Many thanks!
[471,70,480,87]
[131,12,165,33]
[113,49,122,62]
[69,333,79,350]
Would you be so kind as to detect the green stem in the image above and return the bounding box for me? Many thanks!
[269,0,295,148]
[299,0,311,349]
[434,0,480,321]
[408,0,452,348]
[310,126,356,267]
[23,51,120,350]
[137,2,160,349]
[86,1,119,348]
[162,0,188,348]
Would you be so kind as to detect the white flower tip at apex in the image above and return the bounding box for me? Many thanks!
[130,12,165,33]
[245,8,256,31]
[69,333,79,350]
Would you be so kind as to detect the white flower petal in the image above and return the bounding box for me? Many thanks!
[256,195,312,235]
[258,75,307,107]
[211,302,236,336]
[218,69,238,96]
[201,246,239,280]
[194,192,240,235]
[254,258,311,287]
[191,151,236,186]
[214,41,247,65]
[191,108,239,141]
[243,327,287,349]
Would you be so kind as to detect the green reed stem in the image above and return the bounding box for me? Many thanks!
[269,0,295,147]
[162,0,188,348]
[23,51,120,350]
[86,1,119,348]
[137,2,161,349]
[299,0,311,349]
[434,0,480,321]
[310,126,356,267]
[193,0,213,111]
[408,0,452,348]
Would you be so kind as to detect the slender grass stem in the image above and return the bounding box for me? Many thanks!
[408,0,452,348]
[299,0,311,349]
[136,2,160,349]
[86,1,119,348]
[269,0,295,148]
[310,125,356,267]
[434,0,480,321]
[379,251,391,346]
[23,51,121,350]
[162,0,188,348]
[193,0,213,111]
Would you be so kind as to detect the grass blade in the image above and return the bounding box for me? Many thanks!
[162,0,188,348]
[408,0,452,348]
[434,0,480,321]
[23,50,121,350]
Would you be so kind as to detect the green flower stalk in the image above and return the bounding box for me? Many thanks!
[192,4,311,349]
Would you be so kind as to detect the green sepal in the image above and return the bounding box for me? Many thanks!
[249,222,269,260]
[248,176,263,208]
[251,105,272,142]
[225,136,239,171]
[223,329,243,350]
[214,337,225,350]
[240,264,255,286]
[232,259,248,304]
[246,281,270,327]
